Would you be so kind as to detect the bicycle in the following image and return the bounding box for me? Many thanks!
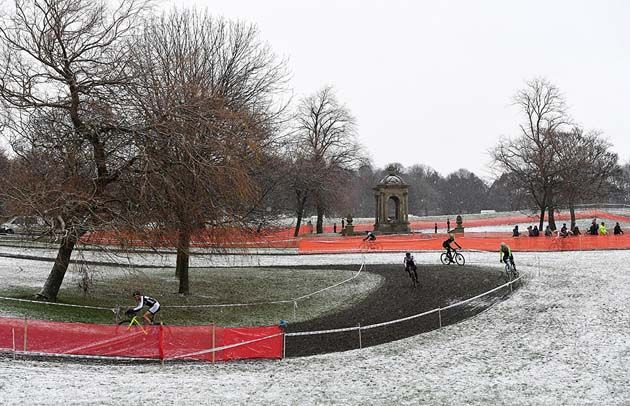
[360,240,382,251]
[440,249,465,266]
[405,264,419,288]
[503,259,519,281]
[113,306,161,331]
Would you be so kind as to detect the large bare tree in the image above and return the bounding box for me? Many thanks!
[291,86,365,235]
[492,78,572,230]
[0,0,148,301]
[129,10,288,294]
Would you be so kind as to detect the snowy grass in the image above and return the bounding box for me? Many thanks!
[1,249,630,405]
[0,256,382,326]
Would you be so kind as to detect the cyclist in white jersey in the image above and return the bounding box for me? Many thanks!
[127,290,161,325]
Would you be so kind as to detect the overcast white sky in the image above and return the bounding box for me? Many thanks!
[170,1,629,178]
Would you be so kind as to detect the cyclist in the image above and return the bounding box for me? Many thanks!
[127,290,161,325]
[442,233,461,263]
[403,252,418,285]
[499,242,517,274]
[363,231,376,241]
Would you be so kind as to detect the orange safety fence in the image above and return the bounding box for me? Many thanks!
[298,233,630,253]
[0,317,283,361]
[77,210,629,250]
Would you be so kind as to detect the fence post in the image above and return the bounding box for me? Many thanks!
[438,308,442,328]
[12,328,15,360]
[293,301,297,321]
[358,324,362,349]
[23,317,28,352]
[159,322,165,367]
[212,324,216,364]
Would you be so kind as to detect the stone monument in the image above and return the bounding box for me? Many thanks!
[452,214,465,234]
[341,214,355,236]
[373,166,411,234]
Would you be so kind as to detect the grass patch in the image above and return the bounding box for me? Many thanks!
[0,266,382,327]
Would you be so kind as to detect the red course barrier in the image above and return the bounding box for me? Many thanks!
[298,234,630,253]
[0,318,283,361]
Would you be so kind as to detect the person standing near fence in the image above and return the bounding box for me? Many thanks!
[446,218,451,232]
[589,219,598,235]
[614,222,624,235]
[598,222,607,236]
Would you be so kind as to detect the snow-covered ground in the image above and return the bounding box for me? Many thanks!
[1,249,630,405]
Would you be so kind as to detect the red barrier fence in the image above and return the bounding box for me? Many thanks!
[299,234,630,253]
[0,317,283,362]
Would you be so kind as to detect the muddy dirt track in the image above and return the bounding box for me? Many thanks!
[285,263,518,357]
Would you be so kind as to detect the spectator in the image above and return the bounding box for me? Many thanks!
[434,223,438,233]
[307,220,314,234]
[598,222,607,236]
[613,222,624,235]
[527,225,533,236]
[559,223,569,237]
[447,218,451,231]
[573,225,581,235]
[532,225,540,236]
[589,219,598,235]
[512,225,521,237]
[544,225,552,236]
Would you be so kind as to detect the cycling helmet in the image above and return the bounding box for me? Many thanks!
[132,290,141,297]
[405,252,411,257]
[500,242,506,248]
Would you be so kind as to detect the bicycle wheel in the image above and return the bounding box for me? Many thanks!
[454,252,465,266]
[440,253,449,265]
[118,318,133,325]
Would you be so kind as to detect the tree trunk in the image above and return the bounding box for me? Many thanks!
[570,205,576,230]
[176,229,191,295]
[316,204,324,234]
[548,206,556,230]
[293,192,307,237]
[538,206,546,231]
[38,233,79,301]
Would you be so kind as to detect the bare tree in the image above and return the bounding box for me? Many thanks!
[129,10,288,294]
[291,86,365,234]
[492,78,572,230]
[553,127,620,228]
[0,0,148,301]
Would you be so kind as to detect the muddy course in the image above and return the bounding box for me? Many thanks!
[285,263,516,357]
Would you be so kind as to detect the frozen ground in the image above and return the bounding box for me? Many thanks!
[1,249,630,405]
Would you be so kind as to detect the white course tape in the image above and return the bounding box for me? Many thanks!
[286,275,522,337]
[0,260,366,312]
[0,296,112,311]
[166,261,365,309]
